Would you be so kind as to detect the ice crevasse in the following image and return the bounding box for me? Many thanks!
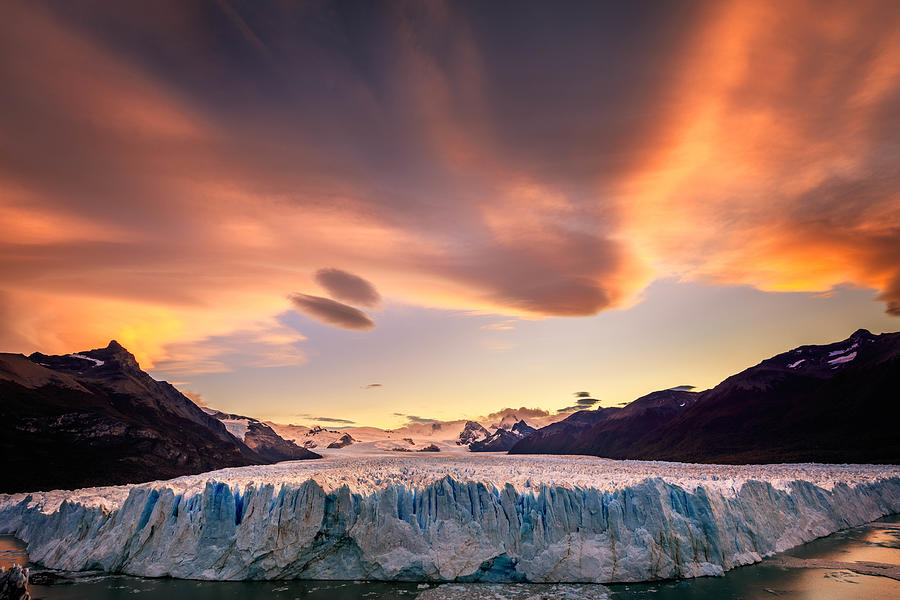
[1,455,899,583]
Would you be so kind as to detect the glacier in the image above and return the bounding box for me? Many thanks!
[1,455,899,583]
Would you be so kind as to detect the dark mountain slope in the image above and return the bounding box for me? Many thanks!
[0,341,319,493]
[29,342,244,449]
[508,407,619,454]
[631,329,900,464]
[565,389,700,458]
[512,329,900,464]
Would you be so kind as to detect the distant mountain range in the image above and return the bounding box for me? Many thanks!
[3,329,896,494]
[266,413,542,453]
[511,329,900,464]
[470,419,536,451]
[0,341,318,493]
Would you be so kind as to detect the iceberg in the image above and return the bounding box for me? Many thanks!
[1,455,898,583]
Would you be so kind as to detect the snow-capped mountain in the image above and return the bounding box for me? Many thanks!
[270,413,541,455]
[514,329,900,463]
[492,413,522,430]
[267,424,365,449]
[269,419,487,454]
[326,433,356,448]
[202,408,317,462]
[0,341,319,493]
[455,420,491,445]
[267,412,568,454]
[470,419,536,451]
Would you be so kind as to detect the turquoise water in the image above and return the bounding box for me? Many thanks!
[4,514,898,599]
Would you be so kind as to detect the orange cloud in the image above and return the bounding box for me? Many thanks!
[621,0,900,311]
[1,0,897,376]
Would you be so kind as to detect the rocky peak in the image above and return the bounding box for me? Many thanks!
[849,328,875,341]
[28,340,143,377]
[456,420,491,445]
[511,420,536,437]
[496,413,521,430]
[327,433,356,449]
[93,340,142,370]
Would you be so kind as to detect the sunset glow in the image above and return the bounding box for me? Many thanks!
[2,0,898,428]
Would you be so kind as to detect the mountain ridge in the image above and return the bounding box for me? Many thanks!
[512,329,900,463]
[0,341,319,494]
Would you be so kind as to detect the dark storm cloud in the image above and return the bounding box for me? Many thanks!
[315,268,382,308]
[289,294,376,331]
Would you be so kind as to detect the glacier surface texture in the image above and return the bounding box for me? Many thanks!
[1,455,899,582]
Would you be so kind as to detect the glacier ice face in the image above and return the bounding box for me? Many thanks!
[1,455,899,583]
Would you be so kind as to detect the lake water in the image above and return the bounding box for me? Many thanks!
[3,514,898,600]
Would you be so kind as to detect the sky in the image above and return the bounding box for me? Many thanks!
[1,0,899,427]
